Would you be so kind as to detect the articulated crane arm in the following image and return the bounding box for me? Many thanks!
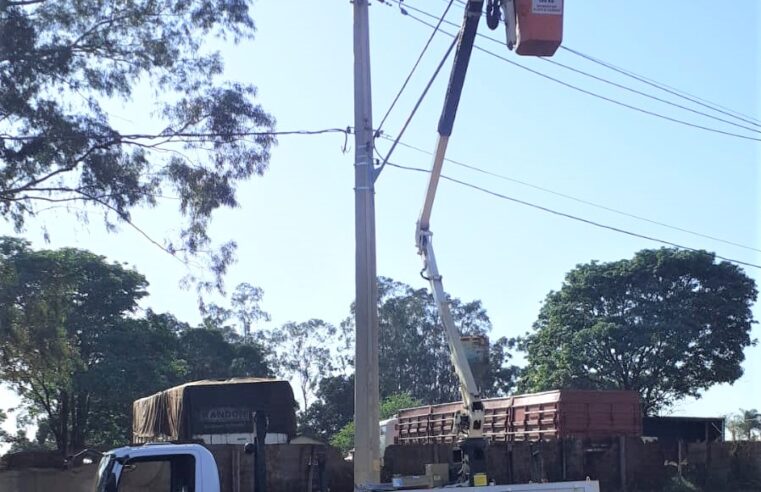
[414,0,487,485]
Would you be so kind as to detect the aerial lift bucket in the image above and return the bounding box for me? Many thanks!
[498,0,564,56]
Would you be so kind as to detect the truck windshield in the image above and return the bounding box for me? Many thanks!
[93,454,117,492]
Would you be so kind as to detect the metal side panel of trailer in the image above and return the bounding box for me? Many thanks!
[405,481,601,492]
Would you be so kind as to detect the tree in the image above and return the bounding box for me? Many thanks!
[268,319,337,411]
[341,277,519,405]
[177,328,238,382]
[230,283,270,336]
[299,375,354,441]
[0,0,276,289]
[0,239,275,453]
[0,237,148,454]
[77,314,188,447]
[518,248,757,414]
[0,409,10,444]
[329,393,422,455]
[177,324,272,382]
[727,409,761,441]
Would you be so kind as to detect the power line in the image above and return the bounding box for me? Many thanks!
[375,0,456,138]
[377,34,458,174]
[378,133,761,254]
[385,161,761,271]
[535,57,760,135]
[559,46,761,128]
[2,127,352,142]
[438,0,761,128]
[392,2,761,143]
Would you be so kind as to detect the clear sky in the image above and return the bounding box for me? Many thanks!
[1,0,759,443]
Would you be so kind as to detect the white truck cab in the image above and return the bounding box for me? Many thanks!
[93,443,221,492]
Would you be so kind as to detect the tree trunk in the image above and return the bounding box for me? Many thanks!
[58,390,70,455]
[301,383,309,413]
[71,392,89,451]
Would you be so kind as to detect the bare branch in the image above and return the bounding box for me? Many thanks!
[2,139,119,196]
[70,188,200,268]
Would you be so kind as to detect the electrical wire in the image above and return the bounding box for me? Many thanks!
[559,46,761,128]
[385,160,761,271]
[441,0,761,128]
[391,1,761,142]
[2,128,352,142]
[378,133,761,254]
[375,0,457,138]
[534,57,761,135]
[377,35,458,175]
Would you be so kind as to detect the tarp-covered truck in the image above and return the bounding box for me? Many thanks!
[132,377,297,446]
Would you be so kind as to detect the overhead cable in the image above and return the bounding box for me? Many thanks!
[378,134,761,254]
[559,46,761,128]
[392,2,761,142]
[385,161,761,271]
[439,0,761,128]
[375,0,457,138]
[376,35,458,175]
[535,57,760,135]
[3,128,352,142]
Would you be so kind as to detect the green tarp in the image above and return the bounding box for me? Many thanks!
[132,377,297,443]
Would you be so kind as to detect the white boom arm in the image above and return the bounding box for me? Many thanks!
[417,229,485,438]
[414,0,486,441]
[415,136,484,439]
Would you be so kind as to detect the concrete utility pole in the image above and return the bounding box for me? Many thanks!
[352,0,380,488]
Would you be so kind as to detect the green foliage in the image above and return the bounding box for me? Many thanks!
[380,393,421,419]
[518,248,757,414]
[299,375,354,441]
[0,238,273,453]
[302,277,518,443]
[329,393,422,455]
[329,421,355,456]
[0,237,148,453]
[267,319,337,411]
[0,409,9,443]
[0,0,275,289]
[342,277,519,405]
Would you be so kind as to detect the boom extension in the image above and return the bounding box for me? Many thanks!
[414,0,487,485]
[418,231,485,439]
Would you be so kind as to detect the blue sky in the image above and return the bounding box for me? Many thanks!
[1,0,759,443]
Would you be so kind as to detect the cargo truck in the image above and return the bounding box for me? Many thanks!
[132,378,297,446]
[389,390,641,449]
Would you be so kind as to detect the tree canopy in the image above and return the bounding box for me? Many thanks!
[299,374,354,441]
[0,241,516,454]
[0,0,275,289]
[267,319,337,412]
[299,277,519,444]
[0,238,273,453]
[341,277,519,405]
[518,248,757,414]
[329,392,422,455]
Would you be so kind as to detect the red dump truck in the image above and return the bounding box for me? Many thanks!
[389,390,642,447]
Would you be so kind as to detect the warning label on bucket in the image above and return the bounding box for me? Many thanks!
[532,0,562,15]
